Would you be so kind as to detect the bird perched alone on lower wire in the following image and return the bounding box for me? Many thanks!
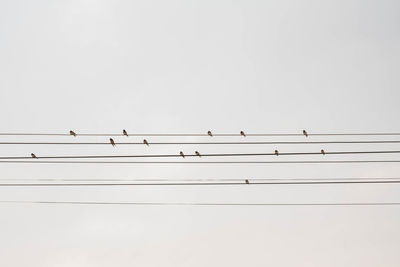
[240,131,246,137]
[303,130,308,137]
[195,151,201,157]
[207,131,213,137]
[69,130,76,137]
[31,153,37,159]
[180,151,185,158]
[321,149,326,155]
[275,150,279,156]
[110,138,116,147]
[123,129,128,136]
[143,139,149,146]
[245,179,249,184]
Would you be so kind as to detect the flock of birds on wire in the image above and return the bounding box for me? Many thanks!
[3,129,400,206]
[29,129,325,159]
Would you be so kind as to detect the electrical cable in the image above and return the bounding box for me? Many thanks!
[0,200,399,206]
[1,179,400,186]
[1,132,400,137]
[0,160,400,164]
[2,150,400,160]
[1,140,400,145]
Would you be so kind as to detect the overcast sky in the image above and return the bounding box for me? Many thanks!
[0,0,400,266]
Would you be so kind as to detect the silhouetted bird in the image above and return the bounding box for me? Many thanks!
[180,151,185,158]
[321,149,326,155]
[303,130,308,137]
[110,138,116,147]
[123,129,128,136]
[207,131,213,137]
[143,139,149,146]
[240,131,246,137]
[245,179,249,184]
[275,150,279,156]
[31,153,37,158]
[195,151,201,157]
[69,130,76,137]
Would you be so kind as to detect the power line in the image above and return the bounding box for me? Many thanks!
[1,179,400,186]
[2,150,400,160]
[0,200,399,206]
[2,177,399,182]
[1,132,400,137]
[1,140,400,145]
[0,160,400,164]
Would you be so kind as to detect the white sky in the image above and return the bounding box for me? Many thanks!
[0,0,400,266]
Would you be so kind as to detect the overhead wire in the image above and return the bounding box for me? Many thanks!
[1,179,400,186]
[1,150,400,160]
[1,177,400,182]
[1,200,400,206]
[1,140,400,145]
[1,132,400,137]
[0,160,400,164]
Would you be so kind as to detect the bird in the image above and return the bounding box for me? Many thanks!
[195,151,201,157]
[31,153,37,159]
[207,131,213,137]
[303,130,308,137]
[240,131,246,137]
[110,138,116,147]
[275,150,279,156]
[180,151,185,158]
[143,139,149,146]
[321,149,326,155]
[69,130,76,137]
[245,179,249,184]
[123,129,128,136]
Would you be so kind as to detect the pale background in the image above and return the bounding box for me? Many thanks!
[0,0,399,266]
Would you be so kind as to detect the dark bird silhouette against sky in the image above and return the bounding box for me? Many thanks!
[110,138,116,147]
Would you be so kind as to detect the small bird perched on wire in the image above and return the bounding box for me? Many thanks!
[207,131,213,137]
[31,153,37,159]
[275,150,279,156]
[195,151,201,157]
[123,129,128,136]
[69,130,76,137]
[303,130,308,137]
[180,151,185,158]
[321,149,326,155]
[245,179,249,184]
[143,139,149,146]
[240,131,246,137]
[110,138,116,147]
